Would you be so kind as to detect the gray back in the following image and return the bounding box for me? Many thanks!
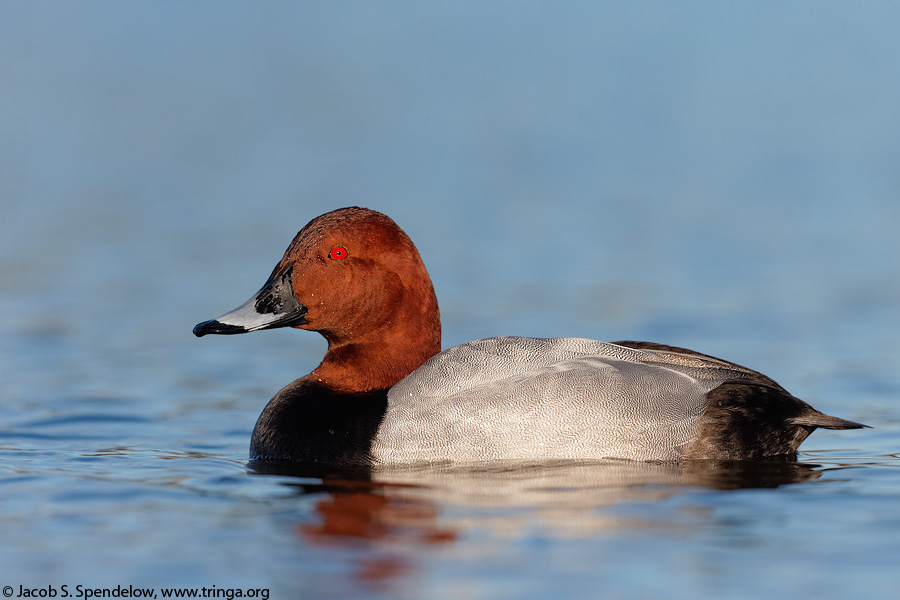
[374,337,758,463]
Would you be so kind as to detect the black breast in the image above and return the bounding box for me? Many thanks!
[249,380,389,466]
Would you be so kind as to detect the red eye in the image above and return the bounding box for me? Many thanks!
[328,245,348,261]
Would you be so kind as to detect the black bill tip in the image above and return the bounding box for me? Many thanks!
[193,319,248,337]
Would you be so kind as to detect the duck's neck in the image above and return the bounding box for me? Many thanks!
[310,275,442,392]
[312,326,441,393]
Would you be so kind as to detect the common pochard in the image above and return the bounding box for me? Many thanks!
[194,207,865,465]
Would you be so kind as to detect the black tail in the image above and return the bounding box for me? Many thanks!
[684,380,869,459]
[790,413,869,430]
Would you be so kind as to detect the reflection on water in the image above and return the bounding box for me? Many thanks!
[251,458,833,588]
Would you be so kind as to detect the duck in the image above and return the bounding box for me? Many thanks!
[193,206,866,466]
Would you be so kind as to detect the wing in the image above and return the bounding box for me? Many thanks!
[375,337,756,463]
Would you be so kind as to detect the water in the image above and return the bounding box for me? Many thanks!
[2,2,899,598]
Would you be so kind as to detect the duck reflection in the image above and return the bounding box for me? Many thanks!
[253,458,826,534]
[251,458,828,588]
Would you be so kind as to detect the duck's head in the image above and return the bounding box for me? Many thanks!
[193,207,441,358]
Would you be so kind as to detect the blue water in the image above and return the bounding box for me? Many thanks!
[2,2,899,598]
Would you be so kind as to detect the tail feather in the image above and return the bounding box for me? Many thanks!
[789,413,869,430]
[684,379,868,459]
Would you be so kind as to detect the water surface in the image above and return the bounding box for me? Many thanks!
[2,2,899,599]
